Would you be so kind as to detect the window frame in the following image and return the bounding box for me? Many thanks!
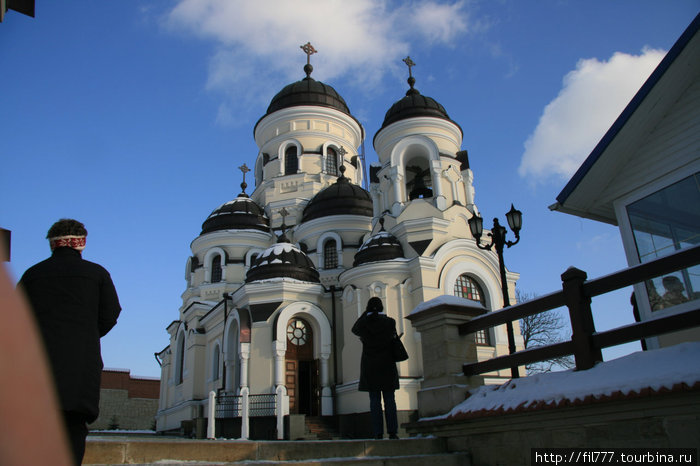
[453,273,492,346]
[614,162,700,348]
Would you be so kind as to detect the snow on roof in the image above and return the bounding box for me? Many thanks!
[426,342,700,422]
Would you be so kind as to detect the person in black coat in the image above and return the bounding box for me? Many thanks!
[19,219,121,465]
[351,297,399,439]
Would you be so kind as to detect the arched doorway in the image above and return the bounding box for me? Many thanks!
[285,318,319,415]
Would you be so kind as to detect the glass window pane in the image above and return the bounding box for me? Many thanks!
[627,172,700,311]
[454,274,490,345]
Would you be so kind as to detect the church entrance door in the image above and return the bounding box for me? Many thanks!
[285,318,319,416]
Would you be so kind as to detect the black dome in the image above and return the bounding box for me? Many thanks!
[254,64,363,138]
[375,78,462,141]
[201,194,270,234]
[353,225,405,266]
[302,171,373,222]
[266,76,351,116]
[245,239,320,283]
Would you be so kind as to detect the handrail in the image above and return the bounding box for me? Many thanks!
[462,244,700,377]
[585,244,700,297]
[459,290,565,336]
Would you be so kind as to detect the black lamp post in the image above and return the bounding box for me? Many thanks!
[468,204,523,378]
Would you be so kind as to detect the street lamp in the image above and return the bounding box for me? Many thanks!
[468,204,523,378]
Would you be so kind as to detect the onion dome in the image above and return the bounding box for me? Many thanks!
[302,166,373,222]
[254,45,363,137]
[245,234,320,284]
[254,60,355,131]
[375,57,462,137]
[201,179,269,234]
[353,219,405,266]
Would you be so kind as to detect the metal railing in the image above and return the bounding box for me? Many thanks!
[460,245,700,376]
[215,392,276,418]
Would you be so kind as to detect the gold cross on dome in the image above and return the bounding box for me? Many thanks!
[238,163,251,193]
[300,42,317,64]
[279,207,289,223]
[239,163,250,181]
[403,56,416,77]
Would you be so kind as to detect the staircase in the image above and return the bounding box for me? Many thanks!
[303,416,340,440]
[83,435,471,465]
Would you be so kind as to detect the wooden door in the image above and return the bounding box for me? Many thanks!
[285,318,318,415]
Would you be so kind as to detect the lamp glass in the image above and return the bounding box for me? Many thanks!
[506,204,522,232]
[468,214,483,238]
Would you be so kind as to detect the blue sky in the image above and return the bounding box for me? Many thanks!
[2,1,698,378]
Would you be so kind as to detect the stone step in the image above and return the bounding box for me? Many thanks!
[119,452,472,465]
[84,436,469,465]
[304,415,340,440]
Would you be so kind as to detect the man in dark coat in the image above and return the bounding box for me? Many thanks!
[351,297,399,439]
[19,219,121,465]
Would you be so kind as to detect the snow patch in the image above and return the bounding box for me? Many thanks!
[426,342,700,421]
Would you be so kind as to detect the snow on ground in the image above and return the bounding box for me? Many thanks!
[427,341,700,421]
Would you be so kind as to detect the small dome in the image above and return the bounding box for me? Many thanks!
[302,169,373,222]
[201,193,269,235]
[245,239,320,283]
[375,76,462,140]
[353,221,405,266]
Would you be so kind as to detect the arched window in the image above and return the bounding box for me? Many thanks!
[175,332,185,385]
[285,145,298,175]
[324,239,338,269]
[211,255,222,283]
[454,274,491,345]
[326,147,338,176]
[212,344,220,381]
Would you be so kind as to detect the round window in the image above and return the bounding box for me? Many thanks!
[287,319,308,346]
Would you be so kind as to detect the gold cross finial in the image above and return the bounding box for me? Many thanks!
[300,42,317,65]
[279,207,289,222]
[403,56,416,78]
[238,163,251,194]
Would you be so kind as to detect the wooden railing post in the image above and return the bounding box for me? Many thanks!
[561,267,602,370]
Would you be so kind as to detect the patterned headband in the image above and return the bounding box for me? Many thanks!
[49,235,86,251]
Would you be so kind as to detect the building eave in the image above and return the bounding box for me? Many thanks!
[555,13,700,222]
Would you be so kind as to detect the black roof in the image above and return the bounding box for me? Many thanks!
[374,76,462,144]
[353,224,405,266]
[302,171,373,222]
[201,194,270,234]
[245,239,320,283]
[254,64,363,138]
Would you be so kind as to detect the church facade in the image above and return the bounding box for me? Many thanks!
[155,50,521,437]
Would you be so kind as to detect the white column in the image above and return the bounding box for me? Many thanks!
[320,353,333,415]
[275,385,285,440]
[240,387,249,440]
[273,340,286,389]
[207,391,216,439]
[239,343,250,392]
[431,160,447,209]
[224,360,235,392]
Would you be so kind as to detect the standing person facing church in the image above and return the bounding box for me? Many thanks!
[351,297,400,439]
[18,219,121,465]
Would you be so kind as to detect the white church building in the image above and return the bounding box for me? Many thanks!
[155,49,521,438]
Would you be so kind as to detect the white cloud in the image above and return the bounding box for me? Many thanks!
[518,47,666,183]
[164,0,474,125]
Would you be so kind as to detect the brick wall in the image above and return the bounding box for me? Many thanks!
[88,369,160,431]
